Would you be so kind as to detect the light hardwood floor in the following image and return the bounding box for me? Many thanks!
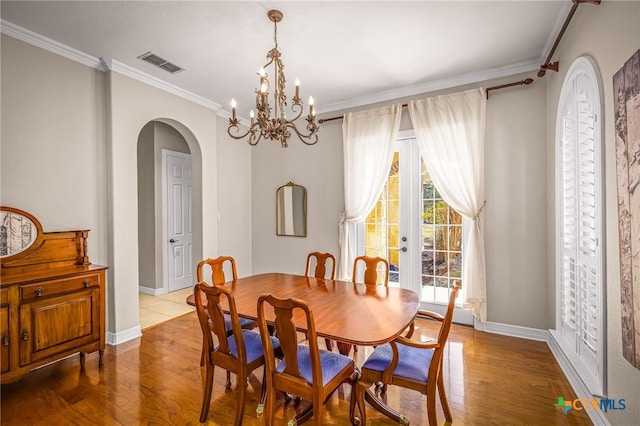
[0,313,592,425]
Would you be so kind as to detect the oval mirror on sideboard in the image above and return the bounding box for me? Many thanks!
[0,207,42,258]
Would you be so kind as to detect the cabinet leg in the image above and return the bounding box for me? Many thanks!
[79,352,86,371]
[99,350,104,367]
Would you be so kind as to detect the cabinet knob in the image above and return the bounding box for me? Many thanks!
[2,333,8,346]
[35,287,44,297]
[22,329,28,341]
[83,279,90,288]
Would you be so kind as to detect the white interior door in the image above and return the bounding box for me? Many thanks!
[164,150,193,293]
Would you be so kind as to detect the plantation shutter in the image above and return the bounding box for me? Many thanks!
[554,57,605,396]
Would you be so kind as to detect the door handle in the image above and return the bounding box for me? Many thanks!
[400,247,407,252]
[169,239,178,243]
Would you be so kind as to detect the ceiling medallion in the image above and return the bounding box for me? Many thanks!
[227,9,319,148]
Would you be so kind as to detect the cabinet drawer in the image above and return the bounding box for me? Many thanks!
[20,274,100,301]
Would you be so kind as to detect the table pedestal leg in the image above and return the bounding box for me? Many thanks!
[293,404,313,424]
[364,388,410,425]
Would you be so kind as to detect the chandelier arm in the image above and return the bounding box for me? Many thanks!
[285,121,319,146]
[247,128,263,146]
[287,102,304,122]
[227,121,258,141]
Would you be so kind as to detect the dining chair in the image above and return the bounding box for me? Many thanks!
[351,255,417,340]
[345,255,390,353]
[257,294,360,426]
[304,251,336,351]
[305,251,336,280]
[196,256,258,362]
[196,256,258,387]
[351,255,389,286]
[194,282,280,425]
[353,281,460,426]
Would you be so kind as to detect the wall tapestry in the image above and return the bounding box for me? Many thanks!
[613,49,640,369]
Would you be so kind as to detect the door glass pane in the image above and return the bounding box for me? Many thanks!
[421,164,463,304]
[365,152,400,285]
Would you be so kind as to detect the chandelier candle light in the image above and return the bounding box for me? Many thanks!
[227,9,319,148]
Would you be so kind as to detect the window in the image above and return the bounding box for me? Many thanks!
[420,165,463,304]
[364,152,400,284]
[552,56,606,396]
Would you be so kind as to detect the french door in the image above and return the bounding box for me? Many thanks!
[359,132,472,324]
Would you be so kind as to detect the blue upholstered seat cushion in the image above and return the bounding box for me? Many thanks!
[362,343,434,383]
[223,314,254,330]
[276,345,353,386]
[225,330,280,364]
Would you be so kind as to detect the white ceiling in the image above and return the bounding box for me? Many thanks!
[1,1,570,117]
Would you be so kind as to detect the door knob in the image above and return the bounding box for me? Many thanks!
[400,247,407,252]
[169,239,178,243]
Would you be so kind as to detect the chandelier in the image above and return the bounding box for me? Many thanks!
[227,9,319,148]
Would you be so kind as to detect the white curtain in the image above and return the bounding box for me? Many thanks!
[408,88,487,322]
[338,104,402,280]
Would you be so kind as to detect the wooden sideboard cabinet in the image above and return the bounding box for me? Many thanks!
[0,207,108,384]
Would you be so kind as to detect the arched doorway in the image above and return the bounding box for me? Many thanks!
[136,120,202,328]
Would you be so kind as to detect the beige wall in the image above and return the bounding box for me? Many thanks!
[0,34,108,266]
[216,116,253,278]
[137,123,155,288]
[251,121,345,276]
[251,73,550,329]
[106,71,215,337]
[0,35,244,341]
[545,2,640,423]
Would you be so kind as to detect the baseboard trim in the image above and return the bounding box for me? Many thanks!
[474,320,549,341]
[548,331,610,426]
[106,326,142,346]
[138,285,164,296]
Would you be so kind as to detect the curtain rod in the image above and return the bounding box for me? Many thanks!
[318,79,532,124]
[538,0,601,77]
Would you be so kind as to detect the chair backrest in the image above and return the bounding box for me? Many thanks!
[437,281,461,347]
[257,294,322,394]
[194,282,247,366]
[352,255,389,285]
[197,256,238,285]
[305,252,336,280]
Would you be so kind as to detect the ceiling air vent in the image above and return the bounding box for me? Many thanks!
[137,51,184,74]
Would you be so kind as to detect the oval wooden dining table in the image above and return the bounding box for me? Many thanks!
[186,272,420,355]
[186,272,421,424]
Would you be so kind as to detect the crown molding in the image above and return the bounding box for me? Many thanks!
[102,58,220,111]
[2,19,220,111]
[317,59,540,115]
[3,17,541,118]
[1,19,107,70]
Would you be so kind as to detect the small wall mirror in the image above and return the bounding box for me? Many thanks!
[0,207,41,257]
[276,182,307,237]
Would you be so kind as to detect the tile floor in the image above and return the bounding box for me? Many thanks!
[138,287,195,330]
